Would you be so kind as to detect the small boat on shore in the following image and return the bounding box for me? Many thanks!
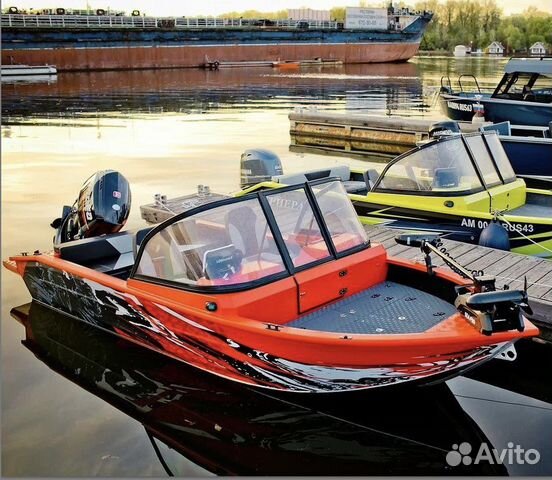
[439,57,552,126]
[242,131,552,258]
[3,171,538,393]
[1,64,57,76]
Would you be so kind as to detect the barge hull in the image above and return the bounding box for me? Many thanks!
[2,42,421,71]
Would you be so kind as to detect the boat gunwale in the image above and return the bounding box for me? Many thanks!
[440,92,552,109]
[5,251,539,349]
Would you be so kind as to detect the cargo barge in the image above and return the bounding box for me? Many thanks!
[1,7,432,71]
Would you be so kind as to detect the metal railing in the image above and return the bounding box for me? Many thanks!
[1,14,341,29]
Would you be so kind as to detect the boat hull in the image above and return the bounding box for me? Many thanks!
[2,41,421,71]
[500,136,552,181]
[439,93,552,127]
[18,260,513,393]
[352,200,552,258]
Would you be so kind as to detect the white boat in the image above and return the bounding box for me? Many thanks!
[1,64,57,76]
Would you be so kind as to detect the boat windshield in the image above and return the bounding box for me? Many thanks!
[375,136,484,195]
[492,71,552,103]
[134,180,368,290]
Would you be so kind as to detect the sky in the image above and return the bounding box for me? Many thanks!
[9,0,552,16]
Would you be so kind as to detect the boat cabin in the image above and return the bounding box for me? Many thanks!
[132,179,371,295]
[371,132,525,211]
[491,58,552,103]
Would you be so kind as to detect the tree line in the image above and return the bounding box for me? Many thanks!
[219,1,551,53]
[413,0,551,52]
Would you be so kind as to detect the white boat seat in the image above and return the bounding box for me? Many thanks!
[226,204,285,263]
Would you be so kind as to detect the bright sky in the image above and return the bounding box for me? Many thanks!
[10,0,552,16]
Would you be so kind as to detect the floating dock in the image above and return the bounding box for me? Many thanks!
[140,191,552,341]
[289,110,484,155]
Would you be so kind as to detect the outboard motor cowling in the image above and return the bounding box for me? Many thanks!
[53,170,131,245]
[240,149,283,189]
[429,121,461,139]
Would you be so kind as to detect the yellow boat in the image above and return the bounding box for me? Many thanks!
[240,132,552,258]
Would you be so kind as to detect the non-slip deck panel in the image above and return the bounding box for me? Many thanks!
[288,281,456,334]
[508,203,552,218]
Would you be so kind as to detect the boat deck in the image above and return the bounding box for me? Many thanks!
[369,225,552,341]
[509,203,551,218]
[288,281,455,334]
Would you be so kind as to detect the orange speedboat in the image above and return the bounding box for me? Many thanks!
[3,172,539,393]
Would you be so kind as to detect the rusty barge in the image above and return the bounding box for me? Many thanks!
[1,8,432,71]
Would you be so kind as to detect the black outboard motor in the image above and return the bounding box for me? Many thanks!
[428,121,461,139]
[240,149,283,189]
[52,170,131,245]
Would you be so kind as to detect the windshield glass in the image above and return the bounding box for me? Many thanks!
[311,181,369,253]
[267,188,332,268]
[465,135,501,187]
[484,134,517,183]
[376,137,483,194]
[135,198,286,286]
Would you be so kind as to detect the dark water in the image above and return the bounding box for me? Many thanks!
[2,56,552,476]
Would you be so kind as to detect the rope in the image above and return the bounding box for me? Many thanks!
[494,211,552,256]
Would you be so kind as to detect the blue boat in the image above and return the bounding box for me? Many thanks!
[439,58,552,126]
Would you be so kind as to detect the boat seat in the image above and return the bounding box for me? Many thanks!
[57,227,152,275]
[366,169,380,189]
[202,244,242,280]
[272,165,368,194]
[57,231,135,275]
[432,168,459,189]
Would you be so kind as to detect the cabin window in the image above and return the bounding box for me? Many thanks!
[376,140,483,194]
[465,136,501,187]
[311,180,369,253]
[135,199,286,287]
[483,135,517,183]
[267,188,331,268]
[530,74,552,103]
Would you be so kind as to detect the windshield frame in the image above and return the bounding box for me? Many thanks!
[372,132,512,197]
[130,178,370,293]
[373,134,487,196]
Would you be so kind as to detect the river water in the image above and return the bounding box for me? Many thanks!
[2,56,552,475]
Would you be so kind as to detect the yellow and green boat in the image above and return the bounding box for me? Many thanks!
[240,132,552,258]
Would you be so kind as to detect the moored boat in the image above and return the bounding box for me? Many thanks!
[242,131,552,258]
[0,8,432,71]
[3,171,538,393]
[439,58,552,126]
[1,63,57,76]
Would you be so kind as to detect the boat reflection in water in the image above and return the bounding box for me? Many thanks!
[11,301,510,475]
[0,63,423,119]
